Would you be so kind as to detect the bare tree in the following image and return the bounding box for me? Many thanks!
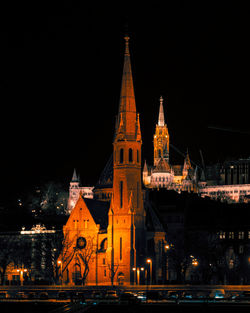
[107,261,119,286]
[77,236,95,285]
[59,231,95,285]
[0,235,17,285]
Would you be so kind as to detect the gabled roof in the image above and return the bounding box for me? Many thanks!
[84,198,109,230]
[65,196,109,231]
[153,157,171,173]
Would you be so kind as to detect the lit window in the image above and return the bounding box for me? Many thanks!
[239,231,244,239]
[229,232,234,239]
[219,231,225,239]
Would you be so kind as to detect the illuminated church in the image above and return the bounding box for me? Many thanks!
[142,96,198,193]
[60,36,167,285]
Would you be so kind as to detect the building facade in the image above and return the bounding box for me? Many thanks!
[67,169,94,213]
[60,36,167,286]
[143,96,198,193]
[199,159,250,203]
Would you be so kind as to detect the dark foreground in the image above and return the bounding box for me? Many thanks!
[1,302,250,313]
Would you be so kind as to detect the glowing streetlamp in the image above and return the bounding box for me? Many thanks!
[17,267,27,286]
[57,260,63,284]
[136,267,144,285]
[190,255,199,267]
[164,244,171,283]
[192,259,199,266]
[132,267,136,285]
[146,259,152,286]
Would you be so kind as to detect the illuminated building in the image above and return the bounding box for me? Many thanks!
[67,169,94,213]
[1,224,58,285]
[143,96,197,193]
[60,36,167,285]
[199,158,250,203]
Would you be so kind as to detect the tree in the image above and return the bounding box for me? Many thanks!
[0,235,16,285]
[0,234,32,285]
[107,261,119,286]
[25,182,68,216]
[186,230,219,284]
[59,230,95,285]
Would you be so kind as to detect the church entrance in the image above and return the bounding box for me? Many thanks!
[72,263,82,285]
[117,272,125,286]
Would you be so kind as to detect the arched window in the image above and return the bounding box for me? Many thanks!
[120,148,124,164]
[158,149,161,158]
[137,150,139,163]
[120,181,123,208]
[120,237,123,260]
[129,148,133,162]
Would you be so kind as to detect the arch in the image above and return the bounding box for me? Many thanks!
[72,263,81,285]
[117,272,125,286]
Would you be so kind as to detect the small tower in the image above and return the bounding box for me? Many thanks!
[143,160,151,186]
[182,149,192,179]
[68,168,80,213]
[154,96,170,166]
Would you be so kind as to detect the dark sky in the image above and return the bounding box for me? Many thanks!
[1,2,250,199]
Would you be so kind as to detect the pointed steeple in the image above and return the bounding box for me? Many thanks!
[143,160,148,173]
[183,149,192,177]
[158,96,165,126]
[136,113,142,142]
[71,168,79,182]
[119,35,136,114]
[184,149,192,169]
[115,35,138,141]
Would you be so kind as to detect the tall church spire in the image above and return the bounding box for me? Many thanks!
[112,35,145,284]
[119,36,136,114]
[158,96,165,126]
[115,36,138,140]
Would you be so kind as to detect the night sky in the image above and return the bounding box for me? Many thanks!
[1,2,250,200]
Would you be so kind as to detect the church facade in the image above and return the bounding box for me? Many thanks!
[59,36,167,286]
[143,96,198,193]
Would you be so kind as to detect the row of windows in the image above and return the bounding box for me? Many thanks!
[219,231,250,240]
[152,176,172,182]
[117,148,140,164]
[202,189,250,196]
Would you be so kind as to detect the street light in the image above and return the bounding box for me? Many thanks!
[146,259,152,286]
[57,260,63,284]
[132,267,136,285]
[17,267,27,286]
[164,244,170,283]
